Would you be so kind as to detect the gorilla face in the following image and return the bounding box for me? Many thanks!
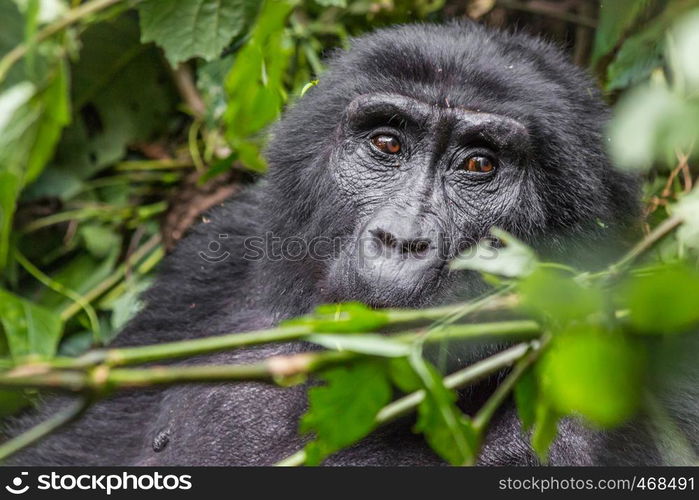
[326,93,532,307]
[264,23,639,310]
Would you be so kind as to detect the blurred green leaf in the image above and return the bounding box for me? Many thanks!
[671,10,699,91]
[301,360,391,465]
[0,1,27,89]
[103,278,151,332]
[26,16,178,200]
[451,228,537,278]
[0,60,70,270]
[519,268,604,325]
[594,0,699,90]
[609,84,699,170]
[285,302,389,333]
[675,188,699,252]
[224,0,295,171]
[531,401,560,464]
[591,0,653,67]
[622,264,699,334]
[514,368,537,431]
[12,0,67,24]
[409,351,479,465]
[79,224,122,259]
[138,0,260,66]
[387,356,422,393]
[538,326,645,427]
[0,288,62,358]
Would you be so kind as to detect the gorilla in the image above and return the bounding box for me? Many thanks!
[7,21,668,466]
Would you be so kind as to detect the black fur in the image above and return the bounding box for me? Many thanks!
[7,22,675,466]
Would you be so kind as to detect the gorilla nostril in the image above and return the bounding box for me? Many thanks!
[370,228,397,248]
[402,238,431,256]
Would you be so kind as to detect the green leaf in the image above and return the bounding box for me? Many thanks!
[531,401,560,464]
[224,0,295,170]
[514,367,537,431]
[450,227,537,278]
[622,264,699,334]
[591,0,653,67]
[0,61,70,270]
[102,278,152,332]
[519,268,604,325]
[603,0,699,91]
[284,302,389,333]
[0,288,62,358]
[0,170,22,272]
[0,389,30,418]
[611,81,699,171]
[307,334,410,357]
[409,351,479,465]
[537,326,644,427]
[79,224,122,259]
[36,248,119,312]
[0,1,26,88]
[26,15,178,199]
[387,356,422,393]
[300,360,392,465]
[672,10,699,91]
[138,0,261,66]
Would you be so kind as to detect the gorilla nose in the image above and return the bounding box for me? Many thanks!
[370,227,432,258]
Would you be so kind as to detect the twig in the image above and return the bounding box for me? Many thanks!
[0,319,541,391]
[0,398,90,461]
[613,215,684,272]
[472,340,542,431]
[173,64,206,119]
[73,318,538,369]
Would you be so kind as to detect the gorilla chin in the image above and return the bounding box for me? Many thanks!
[8,22,671,467]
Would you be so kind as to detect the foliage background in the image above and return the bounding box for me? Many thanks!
[1,0,699,465]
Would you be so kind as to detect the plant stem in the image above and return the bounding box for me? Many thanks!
[472,340,542,431]
[63,318,538,369]
[14,250,102,342]
[0,398,89,461]
[0,0,132,83]
[613,214,684,271]
[60,234,162,322]
[0,320,540,390]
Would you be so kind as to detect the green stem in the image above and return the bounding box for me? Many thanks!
[114,159,194,171]
[0,320,540,390]
[472,340,543,431]
[60,234,162,321]
[14,250,102,341]
[0,398,89,462]
[70,318,538,369]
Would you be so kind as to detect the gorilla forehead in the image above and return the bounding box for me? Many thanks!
[326,24,595,117]
[267,22,607,176]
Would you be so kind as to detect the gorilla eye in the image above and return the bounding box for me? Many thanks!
[463,155,495,173]
[371,134,401,154]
